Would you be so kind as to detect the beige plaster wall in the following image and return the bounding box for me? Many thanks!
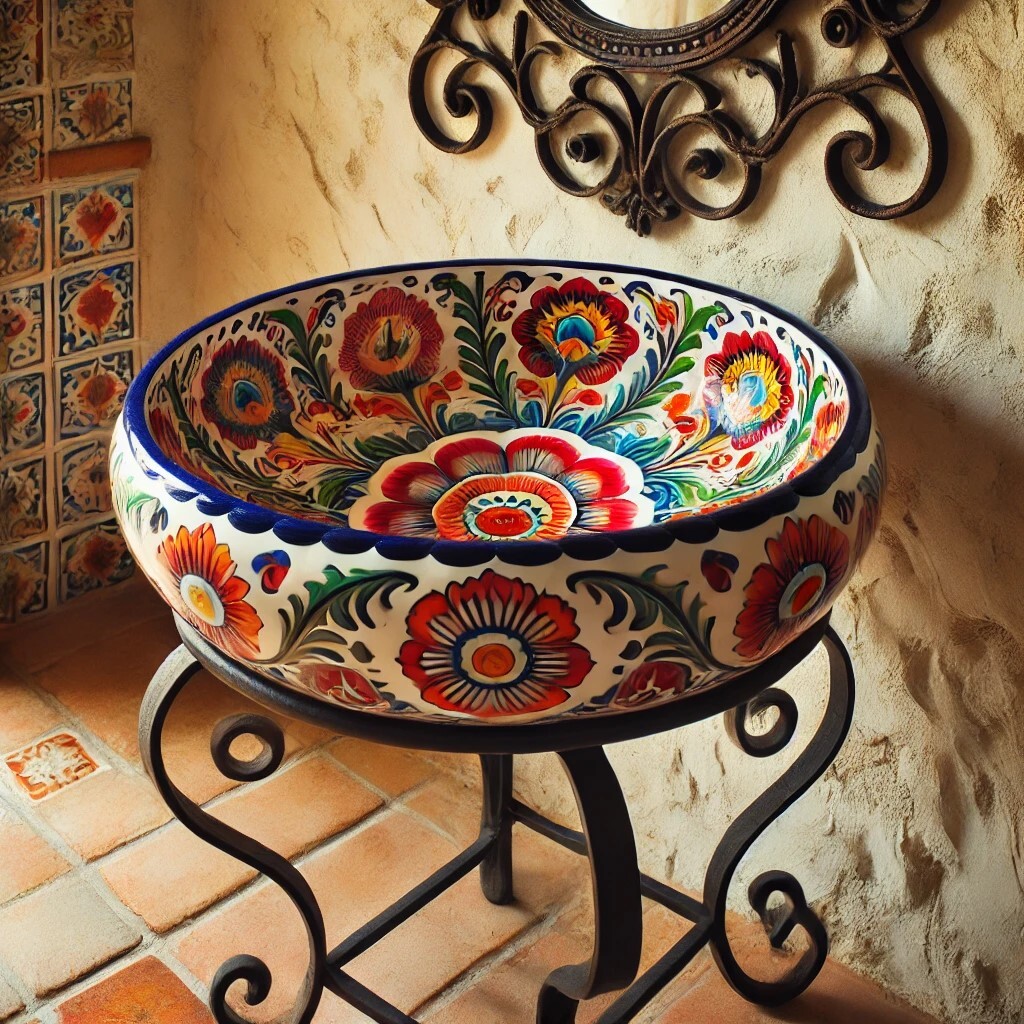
[139,3,1024,1021]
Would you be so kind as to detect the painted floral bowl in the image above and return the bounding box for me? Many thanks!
[111,260,884,725]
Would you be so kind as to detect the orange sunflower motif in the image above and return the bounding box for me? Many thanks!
[156,524,263,658]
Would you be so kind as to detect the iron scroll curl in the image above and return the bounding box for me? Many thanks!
[410,0,947,235]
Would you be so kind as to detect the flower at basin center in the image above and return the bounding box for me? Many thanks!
[200,337,294,450]
[511,277,640,385]
[703,331,794,449]
[399,570,594,718]
[733,515,849,660]
[156,524,263,658]
[340,286,443,392]
[349,429,655,541]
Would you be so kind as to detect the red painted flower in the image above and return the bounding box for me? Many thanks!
[704,331,794,449]
[309,665,389,710]
[156,524,263,659]
[613,662,690,709]
[200,337,294,450]
[349,429,654,541]
[733,515,850,660]
[75,278,119,335]
[340,287,443,392]
[399,570,594,718]
[511,277,640,385]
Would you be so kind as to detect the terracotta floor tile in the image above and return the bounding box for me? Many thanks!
[175,812,460,1023]
[0,975,24,1022]
[35,767,172,861]
[0,804,71,903]
[506,825,592,916]
[424,918,588,1024]
[31,612,182,764]
[35,622,310,805]
[404,771,482,845]
[0,675,63,752]
[214,754,384,858]
[0,580,162,672]
[56,955,214,1023]
[424,895,710,1024]
[327,737,438,796]
[0,875,141,997]
[100,821,257,934]
[101,755,383,933]
[658,957,937,1023]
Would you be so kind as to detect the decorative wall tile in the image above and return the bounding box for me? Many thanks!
[56,258,135,355]
[59,518,133,600]
[57,344,133,438]
[0,454,46,544]
[0,540,48,622]
[0,2,44,92]
[0,94,42,186]
[0,280,45,372]
[54,177,135,266]
[0,370,45,456]
[53,0,134,79]
[3,732,100,801]
[55,78,132,149]
[57,436,111,525]
[0,195,44,281]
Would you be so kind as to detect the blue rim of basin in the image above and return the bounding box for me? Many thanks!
[124,258,872,568]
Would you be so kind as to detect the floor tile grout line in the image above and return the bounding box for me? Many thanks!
[412,906,578,1021]
[136,788,438,948]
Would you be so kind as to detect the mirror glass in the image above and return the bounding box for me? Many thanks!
[581,0,732,30]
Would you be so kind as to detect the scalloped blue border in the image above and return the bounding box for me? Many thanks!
[124,258,872,567]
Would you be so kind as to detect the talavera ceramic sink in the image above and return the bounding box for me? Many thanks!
[111,260,884,724]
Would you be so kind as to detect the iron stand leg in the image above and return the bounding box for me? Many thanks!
[139,646,330,1024]
[479,754,515,904]
[536,747,644,1024]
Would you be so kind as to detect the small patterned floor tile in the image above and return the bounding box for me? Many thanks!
[3,730,101,801]
[56,956,213,1023]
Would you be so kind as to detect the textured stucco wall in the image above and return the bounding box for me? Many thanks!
[140,3,1024,1021]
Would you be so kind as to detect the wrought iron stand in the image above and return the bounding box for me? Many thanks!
[139,613,854,1024]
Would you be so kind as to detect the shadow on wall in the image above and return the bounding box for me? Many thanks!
[853,348,1024,890]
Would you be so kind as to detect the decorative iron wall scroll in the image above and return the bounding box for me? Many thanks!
[409,0,947,236]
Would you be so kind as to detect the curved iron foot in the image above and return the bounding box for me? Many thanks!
[139,646,329,1024]
[536,747,643,1024]
[703,626,855,1006]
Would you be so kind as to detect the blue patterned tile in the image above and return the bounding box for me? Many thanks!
[55,78,133,149]
[59,518,133,601]
[0,2,43,93]
[0,279,45,372]
[0,195,43,281]
[0,454,47,544]
[57,259,136,355]
[53,0,134,79]
[57,344,134,438]
[0,539,49,622]
[57,436,111,525]
[54,177,135,266]
[0,369,45,456]
[0,94,43,187]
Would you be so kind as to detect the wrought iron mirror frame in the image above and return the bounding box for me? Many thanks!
[409,0,948,235]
